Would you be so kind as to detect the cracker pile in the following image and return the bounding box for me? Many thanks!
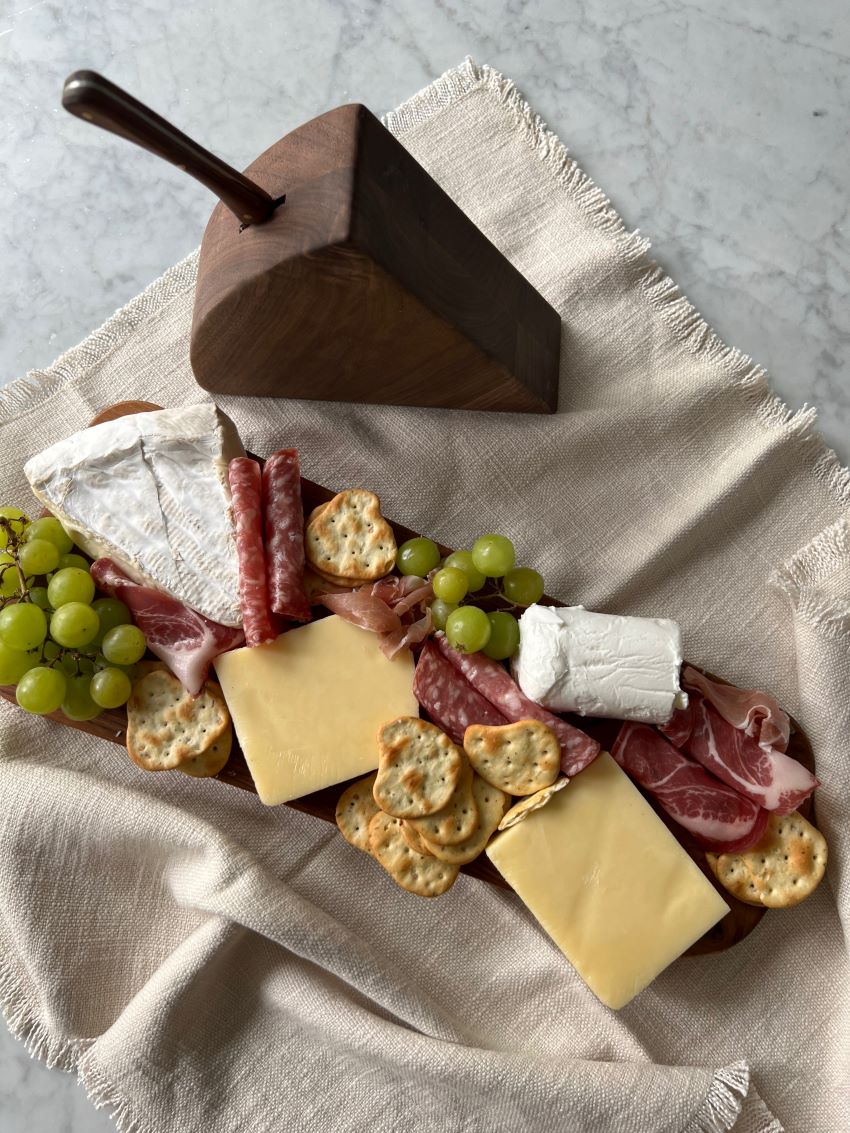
[706,811,827,908]
[335,716,565,897]
[126,668,232,778]
[305,489,397,587]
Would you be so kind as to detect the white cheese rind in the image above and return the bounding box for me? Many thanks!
[24,403,244,627]
[513,604,685,724]
[486,752,729,1009]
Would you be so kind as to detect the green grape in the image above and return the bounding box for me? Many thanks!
[0,554,21,598]
[482,612,521,660]
[49,602,100,648]
[0,506,29,549]
[90,598,132,646]
[29,586,51,610]
[16,666,66,714]
[47,567,95,608]
[58,553,90,573]
[442,550,486,593]
[24,517,73,554]
[502,567,545,607]
[62,672,101,721]
[445,605,491,654]
[18,538,60,577]
[432,566,468,604]
[0,603,48,650]
[41,639,62,662]
[0,642,39,685]
[471,534,516,579]
[90,666,132,709]
[430,598,457,631]
[101,624,146,666]
[397,537,441,577]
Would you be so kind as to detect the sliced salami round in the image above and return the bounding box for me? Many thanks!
[228,457,277,648]
[413,640,508,744]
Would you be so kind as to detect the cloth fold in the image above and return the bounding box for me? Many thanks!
[1,58,848,1132]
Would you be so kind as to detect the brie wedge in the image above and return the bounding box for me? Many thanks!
[513,603,686,724]
[24,403,244,627]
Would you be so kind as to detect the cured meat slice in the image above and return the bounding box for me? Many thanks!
[228,457,277,647]
[262,449,310,623]
[666,690,817,814]
[432,635,600,776]
[413,641,508,743]
[90,558,244,695]
[316,575,434,659]
[682,666,790,752]
[611,722,770,853]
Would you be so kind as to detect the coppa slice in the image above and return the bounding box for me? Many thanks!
[91,558,244,696]
[373,717,464,819]
[25,403,244,626]
[611,722,769,853]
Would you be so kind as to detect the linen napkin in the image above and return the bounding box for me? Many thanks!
[1,59,848,1133]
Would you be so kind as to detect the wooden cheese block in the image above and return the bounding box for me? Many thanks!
[0,401,816,956]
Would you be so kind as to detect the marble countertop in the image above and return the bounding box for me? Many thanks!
[0,1,847,1129]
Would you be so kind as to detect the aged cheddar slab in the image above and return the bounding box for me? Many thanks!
[213,615,417,805]
[486,752,729,1009]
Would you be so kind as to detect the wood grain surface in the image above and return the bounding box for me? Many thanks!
[191,104,561,413]
[1,400,818,954]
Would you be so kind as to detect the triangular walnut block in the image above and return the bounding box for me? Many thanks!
[191,104,561,412]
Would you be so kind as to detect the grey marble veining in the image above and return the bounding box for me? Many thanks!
[0,1,848,1129]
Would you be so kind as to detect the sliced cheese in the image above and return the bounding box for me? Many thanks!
[24,403,243,626]
[513,603,685,723]
[486,752,729,1009]
[213,615,417,805]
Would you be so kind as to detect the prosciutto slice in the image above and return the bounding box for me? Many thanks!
[661,690,817,814]
[612,722,769,853]
[91,558,244,695]
[414,640,508,743]
[682,666,790,752]
[432,635,600,776]
[316,575,434,659]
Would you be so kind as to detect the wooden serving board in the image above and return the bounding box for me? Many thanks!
[0,400,816,956]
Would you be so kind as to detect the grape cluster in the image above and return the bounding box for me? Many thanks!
[0,506,146,717]
[397,533,544,659]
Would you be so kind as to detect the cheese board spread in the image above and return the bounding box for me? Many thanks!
[0,400,825,1010]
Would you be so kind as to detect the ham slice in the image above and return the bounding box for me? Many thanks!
[612,722,770,853]
[432,634,600,776]
[662,689,817,814]
[683,666,790,752]
[316,575,434,659]
[414,640,508,743]
[91,558,244,695]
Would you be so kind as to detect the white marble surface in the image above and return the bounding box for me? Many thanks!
[0,1,847,1129]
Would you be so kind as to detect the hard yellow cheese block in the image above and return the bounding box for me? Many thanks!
[486,752,729,1009]
[213,615,417,805]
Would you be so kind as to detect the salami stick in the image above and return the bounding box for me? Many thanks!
[228,457,277,647]
[262,449,310,622]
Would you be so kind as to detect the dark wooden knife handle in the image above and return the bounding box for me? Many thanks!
[62,70,279,226]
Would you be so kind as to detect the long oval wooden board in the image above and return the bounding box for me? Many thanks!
[0,400,816,956]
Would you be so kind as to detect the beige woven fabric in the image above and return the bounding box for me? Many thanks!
[1,59,848,1133]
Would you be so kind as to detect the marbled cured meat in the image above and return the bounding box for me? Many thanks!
[413,640,508,743]
[90,558,244,695]
[612,722,770,853]
[661,690,817,814]
[228,457,277,647]
[262,449,310,623]
[432,635,600,776]
[682,666,790,752]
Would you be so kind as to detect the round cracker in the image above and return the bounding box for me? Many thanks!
[705,811,827,908]
[305,490,396,582]
[498,776,570,830]
[400,820,435,857]
[373,717,463,818]
[368,811,459,897]
[407,757,479,846]
[126,671,230,772]
[177,725,233,778]
[464,719,560,796]
[422,774,511,865]
[335,772,380,853]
